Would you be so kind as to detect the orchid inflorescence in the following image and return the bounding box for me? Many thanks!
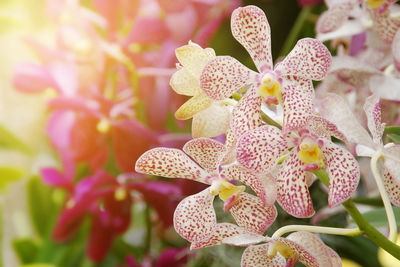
[136,2,400,266]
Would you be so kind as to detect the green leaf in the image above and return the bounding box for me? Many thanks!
[388,134,400,144]
[350,207,400,228]
[12,238,38,264]
[20,264,55,267]
[0,125,31,154]
[27,176,56,237]
[385,126,400,135]
[0,166,24,191]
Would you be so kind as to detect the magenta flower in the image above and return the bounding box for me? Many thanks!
[200,5,331,137]
[135,138,277,243]
[236,115,360,218]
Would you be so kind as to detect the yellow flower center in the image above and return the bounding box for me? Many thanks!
[96,118,111,133]
[298,139,324,167]
[366,0,387,9]
[209,179,245,209]
[258,74,282,105]
[268,242,296,259]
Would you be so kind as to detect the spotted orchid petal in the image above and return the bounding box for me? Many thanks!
[364,94,385,145]
[175,93,213,120]
[175,42,216,77]
[230,192,277,234]
[316,1,356,34]
[220,128,237,164]
[173,189,217,243]
[275,38,332,81]
[369,8,400,43]
[306,116,347,142]
[383,166,400,207]
[190,223,251,249]
[318,93,375,148]
[322,141,360,207]
[231,88,264,138]
[383,145,400,185]
[278,231,341,267]
[192,103,231,138]
[241,244,286,267]
[200,56,257,100]
[277,151,315,218]
[231,5,272,73]
[183,138,226,174]
[135,148,209,184]
[282,77,315,133]
[237,125,288,174]
[170,68,200,96]
[221,164,276,206]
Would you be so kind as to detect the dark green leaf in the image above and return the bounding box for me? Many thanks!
[12,238,38,264]
[385,126,400,135]
[350,207,400,228]
[388,134,400,144]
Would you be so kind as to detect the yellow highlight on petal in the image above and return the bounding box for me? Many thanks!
[96,119,111,133]
[258,74,282,105]
[114,187,127,201]
[366,0,386,9]
[268,242,295,259]
[43,88,58,100]
[219,185,245,202]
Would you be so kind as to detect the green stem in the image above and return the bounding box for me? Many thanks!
[144,204,151,253]
[272,225,361,238]
[313,169,400,260]
[261,112,282,129]
[279,6,313,57]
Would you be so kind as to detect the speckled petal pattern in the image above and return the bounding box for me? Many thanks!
[241,244,286,267]
[135,147,209,183]
[200,56,257,100]
[236,125,288,174]
[369,8,400,43]
[282,77,315,133]
[306,116,347,142]
[231,88,264,138]
[190,223,248,249]
[221,164,276,206]
[382,165,400,207]
[275,38,331,81]
[230,192,277,234]
[383,145,400,185]
[316,1,355,34]
[173,189,217,243]
[364,94,385,145]
[276,152,315,218]
[183,138,226,174]
[322,141,360,208]
[231,5,273,73]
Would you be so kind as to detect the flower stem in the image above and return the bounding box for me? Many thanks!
[371,150,398,242]
[313,169,400,260]
[272,225,361,239]
[279,6,313,57]
[261,112,282,129]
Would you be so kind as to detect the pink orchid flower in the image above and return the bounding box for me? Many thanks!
[135,138,277,243]
[200,5,331,137]
[319,93,400,206]
[189,223,341,267]
[236,115,360,218]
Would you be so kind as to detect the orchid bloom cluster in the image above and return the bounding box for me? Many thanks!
[136,3,400,267]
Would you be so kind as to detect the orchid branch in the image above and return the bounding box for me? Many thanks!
[272,225,362,239]
[370,150,398,242]
[314,169,400,260]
